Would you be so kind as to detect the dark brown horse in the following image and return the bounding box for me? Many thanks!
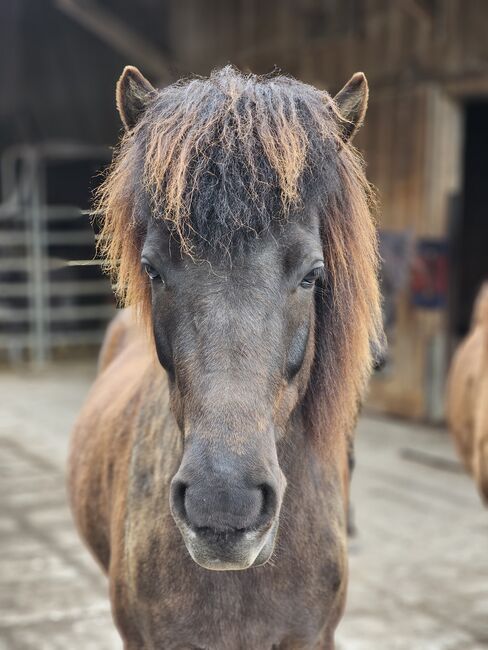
[69,66,382,649]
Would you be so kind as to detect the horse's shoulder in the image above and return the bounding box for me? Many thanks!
[69,311,160,571]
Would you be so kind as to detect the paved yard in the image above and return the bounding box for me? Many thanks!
[0,363,487,649]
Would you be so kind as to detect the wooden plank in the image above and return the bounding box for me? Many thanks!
[0,304,114,322]
[54,0,175,82]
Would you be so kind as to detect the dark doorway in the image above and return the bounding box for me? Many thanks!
[450,102,488,344]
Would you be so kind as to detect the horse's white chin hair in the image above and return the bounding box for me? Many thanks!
[181,523,278,572]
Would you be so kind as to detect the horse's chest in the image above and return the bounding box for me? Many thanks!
[131,571,339,650]
[121,510,346,650]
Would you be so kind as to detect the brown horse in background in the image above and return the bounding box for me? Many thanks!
[69,66,382,649]
[447,283,488,505]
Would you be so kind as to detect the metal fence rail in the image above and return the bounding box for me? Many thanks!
[0,143,115,365]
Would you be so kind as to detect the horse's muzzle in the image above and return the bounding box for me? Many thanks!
[169,444,285,570]
[172,514,279,571]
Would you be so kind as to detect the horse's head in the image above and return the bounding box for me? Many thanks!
[100,66,380,570]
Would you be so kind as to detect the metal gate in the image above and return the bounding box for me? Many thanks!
[0,143,115,365]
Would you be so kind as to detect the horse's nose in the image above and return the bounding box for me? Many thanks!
[174,480,270,532]
[170,471,279,534]
[171,477,278,534]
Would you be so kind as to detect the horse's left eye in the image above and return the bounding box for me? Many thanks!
[143,263,160,281]
[300,265,324,289]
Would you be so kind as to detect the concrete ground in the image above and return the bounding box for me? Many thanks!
[0,363,487,650]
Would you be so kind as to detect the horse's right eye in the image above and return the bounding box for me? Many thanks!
[143,263,160,281]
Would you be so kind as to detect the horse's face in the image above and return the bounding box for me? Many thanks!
[142,212,323,570]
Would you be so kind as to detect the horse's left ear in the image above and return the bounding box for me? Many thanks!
[333,72,369,143]
[116,66,157,131]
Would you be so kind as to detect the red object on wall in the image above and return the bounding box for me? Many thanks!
[410,240,448,309]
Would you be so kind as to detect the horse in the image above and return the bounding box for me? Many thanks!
[68,65,382,649]
[447,282,488,505]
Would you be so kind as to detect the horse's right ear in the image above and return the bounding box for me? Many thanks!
[116,66,156,131]
[333,72,369,143]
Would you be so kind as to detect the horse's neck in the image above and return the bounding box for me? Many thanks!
[279,408,344,500]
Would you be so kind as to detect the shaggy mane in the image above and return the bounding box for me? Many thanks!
[96,65,383,439]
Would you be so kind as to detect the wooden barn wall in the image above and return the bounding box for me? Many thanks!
[163,1,488,88]
[353,86,463,419]
[357,87,433,419]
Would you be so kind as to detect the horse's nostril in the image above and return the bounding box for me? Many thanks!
[170,479,188,522]
[258,483,278,523]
